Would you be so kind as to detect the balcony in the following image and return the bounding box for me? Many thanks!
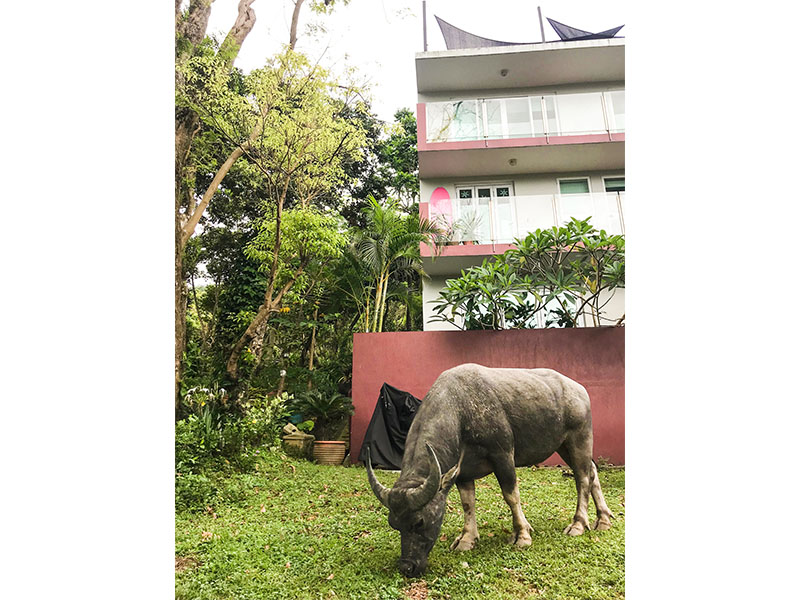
[421,191,625,259]
[416,91,624,178]
[425,90,624,144]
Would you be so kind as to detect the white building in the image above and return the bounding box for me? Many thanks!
[414,26,625,330]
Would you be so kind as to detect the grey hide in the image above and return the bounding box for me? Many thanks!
[366,363,613,577]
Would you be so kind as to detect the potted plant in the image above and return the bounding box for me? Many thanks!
[431,215,460,246]
[289,390,355,465]
[453,211,484,245]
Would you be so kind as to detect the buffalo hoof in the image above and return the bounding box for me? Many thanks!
[509,527,532,548]
[563,521,586,536]
[592,517,612,531]
[450,534,478,551]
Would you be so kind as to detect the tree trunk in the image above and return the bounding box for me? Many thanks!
[289,0,306,50]
[377,273,389,332]
[175,226,187,415]
[174,0,258,408]
[218,0,258,68]
[307,306,318,390]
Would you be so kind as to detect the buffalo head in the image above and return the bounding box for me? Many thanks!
[366,443,460,577]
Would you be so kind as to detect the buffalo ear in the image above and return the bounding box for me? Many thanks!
[439,448,465,492]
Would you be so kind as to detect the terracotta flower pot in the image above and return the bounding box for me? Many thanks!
[312,440,346,465]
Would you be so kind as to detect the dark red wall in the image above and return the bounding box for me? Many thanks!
[351,327,624,465]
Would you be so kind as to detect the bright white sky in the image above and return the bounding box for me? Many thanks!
[206,0,627,122]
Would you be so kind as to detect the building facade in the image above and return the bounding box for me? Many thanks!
[414,37,625,330]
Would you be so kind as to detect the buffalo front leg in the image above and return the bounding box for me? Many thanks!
[590,461,613,530]
[450,480,480,551]
[493,459,533,547]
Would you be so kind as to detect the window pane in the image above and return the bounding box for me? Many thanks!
[484,99,503,139]
[559,194,593,224]
[554,93,606,135]
[425,102,448,142]
[457,189,474,224]
[506,98,531,137]
[477,198,491,242]
[427,100,479,141]
[494,196,515,242]
[495,186,510,197]
[477,188,491,198]
[559,179,590,194]
[451,100,478,140]
[607,90,625,131]
[543,96,558,135]
[604,177,625,192]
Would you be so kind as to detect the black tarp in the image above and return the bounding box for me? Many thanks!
[357,383,422,470]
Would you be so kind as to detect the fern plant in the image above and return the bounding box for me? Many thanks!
[289,390,354,441]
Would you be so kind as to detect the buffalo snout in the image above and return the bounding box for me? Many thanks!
[398,557,427,578]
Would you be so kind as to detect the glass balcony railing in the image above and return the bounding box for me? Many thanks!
[431,192,625,245]
[425,90,624,143]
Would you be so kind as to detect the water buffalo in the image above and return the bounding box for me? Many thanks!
[366,363,613,577]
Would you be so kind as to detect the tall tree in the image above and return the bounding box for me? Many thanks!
[175,0,350,407]
[176,0,257,409]
[348,197,439,333]
[197,51,368,383]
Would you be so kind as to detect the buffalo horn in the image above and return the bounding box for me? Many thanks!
[405,442,442,511]
[365,446,390,508]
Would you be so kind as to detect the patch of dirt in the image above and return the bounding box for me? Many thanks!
[403,580,428,600]
[175,556,201,572]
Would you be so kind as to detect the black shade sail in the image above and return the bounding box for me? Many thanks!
[434,15,623,51]
[546,18,624,41]
[357,383,422,470]
[435,15,533,50]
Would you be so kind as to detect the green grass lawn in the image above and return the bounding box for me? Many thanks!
[176,455,624,600]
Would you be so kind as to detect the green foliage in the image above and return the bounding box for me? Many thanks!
[507,218,625,327]
[289,390,354,441]
[175,459,625,599]
[431,259,540,330]
[432,218,625,330]
[175,473,215,513]
[341,196,440,332]
[245,207,348,305]
[178,55,423,411]
[176,388,292,473]
[376,108,419,207]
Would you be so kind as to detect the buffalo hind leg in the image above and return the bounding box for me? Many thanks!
[589,461,613,530]
[557,437,593,536]
[492,457,533,547]
[450,480,479,551]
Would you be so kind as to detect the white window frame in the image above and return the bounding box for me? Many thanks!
[555,176,593,228]
[602,175,625,193]
[602,175,625,234]
[556,176,593,195]
[454,182,516,243]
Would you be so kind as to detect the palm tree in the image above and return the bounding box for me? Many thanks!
[348,196,440,333]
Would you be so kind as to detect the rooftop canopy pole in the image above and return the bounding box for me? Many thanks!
[422,1,428,51]
[537,6,545,42]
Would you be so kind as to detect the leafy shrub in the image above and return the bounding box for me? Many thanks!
[175,390,292,473]
[289,390,354,440]
[240,391,292,449]
[432,217,625,330]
